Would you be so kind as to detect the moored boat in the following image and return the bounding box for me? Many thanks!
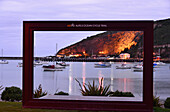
[43,67,63,71]
[116,64,131,69]
[132,63,143,69]
[153,63,159,68]
[42,64,65,71]
[18,62,23,67]
[154,61,166,66]
[94,62,111,68]
[0,60,8,64]
[132,63,143,72]
[34,60,43,65]
[0,49,8,64]
[133,68,143,72]
[56,62,69,66]
[39,61,49,64]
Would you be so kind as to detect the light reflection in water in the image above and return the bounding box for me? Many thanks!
[42,71,55,94]
[98,70,104,88]
[82,62,86,91]
[34,62,144,98]
[124,78,127,92]
[54,72,57,93]
[2,61,170,101]
[118,78,122,91]
[0,65,4,84]
[111,65,114,91]
[69,63,73,95]
[67,62,140,95]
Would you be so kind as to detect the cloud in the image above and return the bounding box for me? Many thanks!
[0,0,30,12]
[0,0,169,56]
[56,0,101,5]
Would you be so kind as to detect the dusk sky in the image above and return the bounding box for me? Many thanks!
[0,0,169,57]
[34,31,105,57]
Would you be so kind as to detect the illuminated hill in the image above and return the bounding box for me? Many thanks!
[57,18,170,58]
[57,31,143,57]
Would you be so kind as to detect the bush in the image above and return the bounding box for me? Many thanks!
[1,86,22,102]
[75,77,110,96]
[54,91,69,95]
[33,84,47,98]
[153,95,163,107]
[164,97,170,109]
[109,90,134,97]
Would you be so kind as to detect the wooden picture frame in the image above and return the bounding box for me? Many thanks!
[23,21,153,112]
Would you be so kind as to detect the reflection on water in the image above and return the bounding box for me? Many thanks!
[0,65,4,85]
[124,78,127,92]
[82,62,86,91]
[0,61,22,90]
[69,63,73,95]
[43,72,55,94]
[34,62,143,97]
[0,61,169,100]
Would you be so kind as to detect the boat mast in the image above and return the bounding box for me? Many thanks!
[53,43,57,63]
[56,43,57,56]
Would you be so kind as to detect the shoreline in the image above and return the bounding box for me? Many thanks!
[0,57,22,60]
[1,57,170,63]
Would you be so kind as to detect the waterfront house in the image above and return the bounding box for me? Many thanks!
[119,53,130,59]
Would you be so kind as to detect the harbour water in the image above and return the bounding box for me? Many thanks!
[0,60,170,100]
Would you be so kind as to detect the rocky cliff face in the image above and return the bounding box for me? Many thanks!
[57,31,143,56]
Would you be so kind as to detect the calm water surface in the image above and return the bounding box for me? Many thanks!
[0,60,170,100]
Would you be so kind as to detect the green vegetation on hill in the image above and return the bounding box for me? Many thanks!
[154,18,170,45]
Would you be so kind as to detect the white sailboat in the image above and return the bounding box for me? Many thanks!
[42,64,64,71]
[94,62,111,68]
[116,63,131,69]
[0,49,8,64]
[34,60,43,65]
[132,63,143,72]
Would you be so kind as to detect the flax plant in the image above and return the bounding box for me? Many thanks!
[33,84,47,98]
[0,85,4,91]
[75,77,110,96]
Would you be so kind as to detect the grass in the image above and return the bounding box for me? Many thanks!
[154,107,170,112]
[0,102,170,112]
[0,102,75,112]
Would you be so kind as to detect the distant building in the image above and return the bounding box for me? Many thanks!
[56,54,65,58]
[119,53,130,59]
[69,54,82,58]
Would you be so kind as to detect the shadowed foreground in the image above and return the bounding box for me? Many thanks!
[0,102,170,112]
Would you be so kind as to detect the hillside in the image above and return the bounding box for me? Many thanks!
[57,31,143,57]
[153,18,170,58]
[57,19,170,58]
[154,18,170,45]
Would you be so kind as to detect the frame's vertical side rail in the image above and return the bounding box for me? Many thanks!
[23,22,34,107]
[23,22,28,106]
[29,28,34,101]
[143,22,154,111]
